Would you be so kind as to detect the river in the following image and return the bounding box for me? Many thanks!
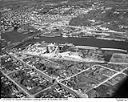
[2,30,128,51]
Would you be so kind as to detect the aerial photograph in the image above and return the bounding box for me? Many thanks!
[1,0,128,98]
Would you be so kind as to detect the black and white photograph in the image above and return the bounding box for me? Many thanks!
[0,0,128,100]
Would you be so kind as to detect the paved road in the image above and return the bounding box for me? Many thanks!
[85,67,128,93]
[1,71,34,98]
[8,53,53,82]
[3,51,127,98]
